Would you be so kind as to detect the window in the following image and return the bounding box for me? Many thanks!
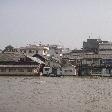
[45,68,50,71]
[92,69,101,74]
[31,50,34,53]
[87,59,92,61]
[29,50,32,53]
[44,50,46,53]
[18,68,24,72]
[65,69,72,72]
[0,68,6,72]
[9,68,16,72]
[69,70,72,72]
[36,50,38,53]
[27,68,32,72]
[24,50,26,53]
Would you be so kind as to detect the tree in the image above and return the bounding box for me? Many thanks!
[2,45,14,53]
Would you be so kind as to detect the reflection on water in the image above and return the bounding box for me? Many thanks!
[0,76,112,112]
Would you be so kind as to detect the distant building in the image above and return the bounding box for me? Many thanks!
[47,45,62,59]
[98,41,112,54]
[83,38,112,55]
[83,38,102,53]
[18,44,49,57]
[0,53,40,76]
[79,53,112,76]
[46,56,61,67]
[62,48,71,54]
[62,49,91,66]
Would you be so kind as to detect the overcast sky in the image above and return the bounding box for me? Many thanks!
[0,0,112,49]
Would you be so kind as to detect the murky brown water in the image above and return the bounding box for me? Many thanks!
[0,76,112,112]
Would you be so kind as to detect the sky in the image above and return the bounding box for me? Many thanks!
[0,0,112,50]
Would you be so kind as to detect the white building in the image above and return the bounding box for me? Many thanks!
[47,45,62,59]
[18,44,49,57]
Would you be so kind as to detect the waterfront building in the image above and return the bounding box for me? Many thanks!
[98,41,112,54]
[62,49,93,66]
[0,53,40,76]
[79,54,112,76]
[83,38,102,53]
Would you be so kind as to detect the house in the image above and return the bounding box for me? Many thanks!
[47,45,62,59]
[18,44,49,57]
[0,53,41,76]
[79,54,112,76]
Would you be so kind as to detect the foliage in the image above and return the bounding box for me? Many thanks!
[2,45,14,53]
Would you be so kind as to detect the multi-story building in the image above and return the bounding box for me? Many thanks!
[98,41,112,54]
[83,38,102,53]
[83,38,112,55]
[79,53,112,76]
[2,44,49,57]
[62,49,84,66]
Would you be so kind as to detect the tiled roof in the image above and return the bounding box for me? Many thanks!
[0,53,25,62]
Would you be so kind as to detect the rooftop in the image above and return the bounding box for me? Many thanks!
[0,53,25,62]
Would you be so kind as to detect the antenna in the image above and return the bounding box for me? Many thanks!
[90,32,93,38]
[59,41,64,48]
[39,41,42,46]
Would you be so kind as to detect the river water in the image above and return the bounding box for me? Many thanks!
[0,76,112,112]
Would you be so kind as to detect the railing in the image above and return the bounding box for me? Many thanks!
[0,65,39,68]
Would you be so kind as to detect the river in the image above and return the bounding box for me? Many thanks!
[0,76,112,112]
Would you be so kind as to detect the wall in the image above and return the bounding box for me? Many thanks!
[62,66,76,76]
[0,65,39,75]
